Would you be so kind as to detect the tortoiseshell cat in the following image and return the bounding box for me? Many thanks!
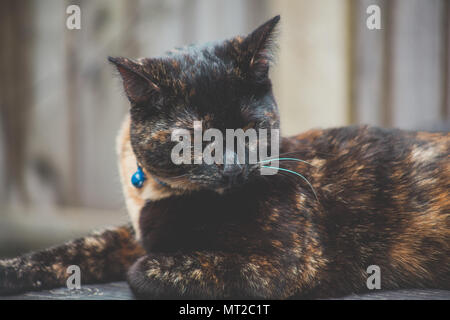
[1,16,449,299]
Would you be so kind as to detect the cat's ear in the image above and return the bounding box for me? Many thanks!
[240,15,280,79]
[108,56,159,104]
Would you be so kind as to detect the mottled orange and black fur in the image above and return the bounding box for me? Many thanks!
[0,16,449,299]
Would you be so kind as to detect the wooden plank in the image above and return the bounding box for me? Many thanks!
[2,282,449,300]
[1,282,134,300]
[351,0,387,126]
[72,0,134,209]
[0,0,33,205]
[388,0,446,130]
[444,0,450,122]
[270,0,351,136]
[26,0,71,206]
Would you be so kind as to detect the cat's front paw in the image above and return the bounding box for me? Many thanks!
[127,255,194,299]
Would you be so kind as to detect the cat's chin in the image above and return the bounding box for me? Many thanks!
[169,181,245,195]
[150,171,252,196]
[212,180,250,194]
[213,186,230,195]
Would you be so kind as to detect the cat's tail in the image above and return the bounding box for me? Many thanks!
[0,224,145,296]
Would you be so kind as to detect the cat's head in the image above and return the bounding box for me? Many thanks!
[110,15,281,192]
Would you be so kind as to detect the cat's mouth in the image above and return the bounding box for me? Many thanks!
[149,165,256,193]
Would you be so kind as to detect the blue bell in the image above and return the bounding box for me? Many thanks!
[131,165,146,188]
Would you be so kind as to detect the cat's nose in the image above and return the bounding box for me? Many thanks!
[223,163,243,177]
[223,164,244,186]
[223,149,243,183]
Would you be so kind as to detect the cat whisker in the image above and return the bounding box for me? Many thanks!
[261,165,318,200]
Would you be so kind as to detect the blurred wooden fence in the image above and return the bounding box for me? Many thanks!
[0,0,448,211]
[351,0,449,129]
